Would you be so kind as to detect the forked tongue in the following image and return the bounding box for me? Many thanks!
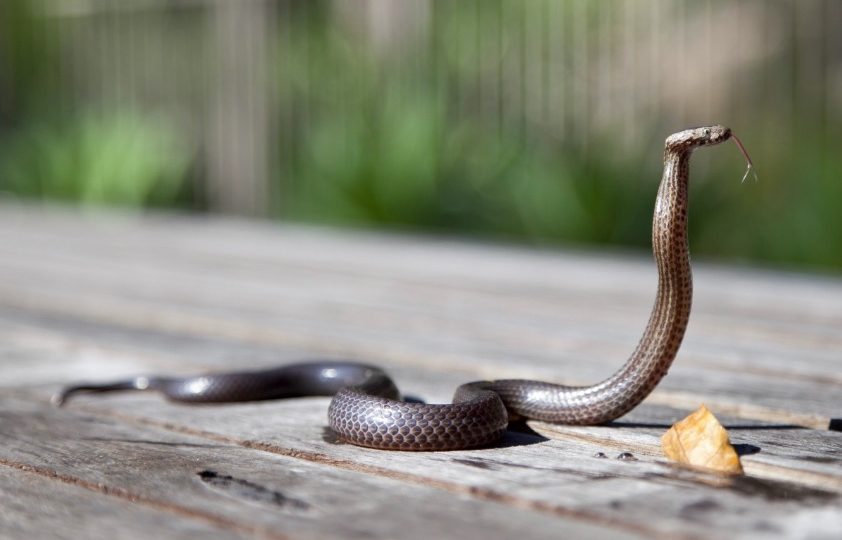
[731,133,758,183]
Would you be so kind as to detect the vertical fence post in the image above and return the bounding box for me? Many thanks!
[207,0,271,215]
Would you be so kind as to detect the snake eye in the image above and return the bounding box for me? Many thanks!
[704,128,711,137]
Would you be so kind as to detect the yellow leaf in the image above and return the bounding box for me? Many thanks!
[661,405,743,475]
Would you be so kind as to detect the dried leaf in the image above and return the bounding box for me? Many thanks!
[661,405,743,475]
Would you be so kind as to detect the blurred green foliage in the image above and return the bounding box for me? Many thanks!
[1,0,841,272]
[0,0,191,208]
[284,90,656,248]
[279,2,658,250]
[0,112,191,207]
[276,1,842,271]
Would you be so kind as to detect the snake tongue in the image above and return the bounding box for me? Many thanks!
[731,134,758,183]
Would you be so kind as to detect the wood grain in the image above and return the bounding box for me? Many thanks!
[0,467,245,540]
[1,395,636,540]
[0,204,840,539]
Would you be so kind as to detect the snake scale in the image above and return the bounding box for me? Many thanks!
[56,125,743,451]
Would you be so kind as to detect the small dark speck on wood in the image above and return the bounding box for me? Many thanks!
[451,458,494,470]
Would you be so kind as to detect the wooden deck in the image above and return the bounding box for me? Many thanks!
[1,203,840,539]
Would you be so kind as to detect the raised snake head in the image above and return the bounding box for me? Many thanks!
[666,125,732,152]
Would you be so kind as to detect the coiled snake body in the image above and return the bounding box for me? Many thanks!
[56,126,736,451]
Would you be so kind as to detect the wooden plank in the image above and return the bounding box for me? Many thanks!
[45,359,840,488]
[0,307,836,460]
[1,205,841,539]
[36,390,842,539]
[0,251,833,484]
[0,312,838,537]
[0,467,244,540]
[0,394,633,540]
[1,323,839,538]
[1,211,839,388]
[2,206,840,373]
[0,256,838,427]
[0,311,838,483]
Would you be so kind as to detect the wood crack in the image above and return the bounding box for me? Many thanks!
[198,470,310,510]
[0,457,292,540]
[64,405,704,540]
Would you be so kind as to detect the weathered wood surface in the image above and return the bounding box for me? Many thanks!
[0,203,840,540]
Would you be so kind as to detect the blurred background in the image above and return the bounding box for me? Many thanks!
[1,0,841,271]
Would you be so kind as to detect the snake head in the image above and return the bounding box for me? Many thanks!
[666,125,732,151]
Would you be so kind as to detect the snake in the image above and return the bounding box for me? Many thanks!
[55,125,747,451]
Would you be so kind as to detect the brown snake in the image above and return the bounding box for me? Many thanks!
[56,125,746,451]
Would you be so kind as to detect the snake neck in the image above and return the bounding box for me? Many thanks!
[491,146,698,424]
[598,146,694,409]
